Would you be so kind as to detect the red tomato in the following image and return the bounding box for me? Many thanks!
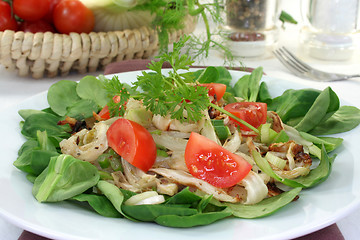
[53,0,95,34]
[199,83,227,101]
[43,0,62,23]
[0,1,18,31]
[19,20,55,33]
[185,132,252,188]
[98,105,111,120]
[98,96,121,120]
[107,119,157,172]
[13,0,51,21]
[224,102,267,132]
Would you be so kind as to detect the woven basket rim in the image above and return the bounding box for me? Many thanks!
[0,16,196,78]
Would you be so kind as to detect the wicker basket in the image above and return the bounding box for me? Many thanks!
[0,17,196,79]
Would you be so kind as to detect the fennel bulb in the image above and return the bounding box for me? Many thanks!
[80,0,154,31]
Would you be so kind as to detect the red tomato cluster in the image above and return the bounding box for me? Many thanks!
[0,0,94,34]
[0,1,17,31]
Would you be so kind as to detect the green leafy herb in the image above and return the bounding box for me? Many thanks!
[101,75,131,117]
[134,0,231,61]
[133,36,210,122]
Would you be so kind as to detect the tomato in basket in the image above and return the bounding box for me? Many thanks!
[19,19,55,33]
[13,0,51,22]
[0,1,18,31]
[53,0,95,34]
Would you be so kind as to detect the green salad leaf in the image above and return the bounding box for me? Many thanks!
[14,131,59,175]
[97,180,134,220]
[155,210,232,228]
[299,132,343,153]
[76,75,109,107]
[309,106,360,135]
[47,80,81,116]
[21,112,71,139]
[232,67,263,102]
[225,187,302,218]
[65,99,99,120]
[71,194,123,218]
[33,154,100,202]
[294,87,339,133]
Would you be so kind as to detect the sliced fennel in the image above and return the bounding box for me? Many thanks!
[265,152,287,170]
[124,191,165,205]
[252,146,333,189]
[79,0,154,31]
[259,123,277,144]
[91,9,154,32]
[239,171,268,205]
[80,0,148,10]
[200,117,221,145]
[284,124,322,159]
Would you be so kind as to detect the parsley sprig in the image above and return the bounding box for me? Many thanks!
[135,36,210,122]
[102,36,210,123]
[100,75,132,117]
[102,36,259,133]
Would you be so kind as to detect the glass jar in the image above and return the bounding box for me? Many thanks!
[299,0,360,61]
[223,0,281,57]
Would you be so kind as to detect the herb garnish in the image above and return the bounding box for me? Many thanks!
[103,36,210,122]
[102,36,260,132]
[101,76,131,117]
[134,0,232,61]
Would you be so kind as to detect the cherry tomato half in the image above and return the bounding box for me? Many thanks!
[199,83,227,101]
[13,0,51,21]
[98,96,121,120]
[19,20,55,33]
[0,1,18,31]
[53,0,95,34]
[185,132,252,188]
[107,119,157,172]
[224,102,267,132]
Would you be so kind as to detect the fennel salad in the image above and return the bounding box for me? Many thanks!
[14,39,360,228]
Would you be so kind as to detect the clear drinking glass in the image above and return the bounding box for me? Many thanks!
[223,0,281,57]
[299,0,360,60]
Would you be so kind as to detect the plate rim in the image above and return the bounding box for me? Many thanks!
[1,69,359,240]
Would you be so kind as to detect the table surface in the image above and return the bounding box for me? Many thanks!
[1,1,360,239]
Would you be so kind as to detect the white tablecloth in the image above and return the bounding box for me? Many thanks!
[1,1,359,239]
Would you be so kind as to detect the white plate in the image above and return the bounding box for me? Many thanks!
[0,70,360,240]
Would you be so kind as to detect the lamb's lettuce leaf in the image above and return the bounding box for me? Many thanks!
[33,154,100,202]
